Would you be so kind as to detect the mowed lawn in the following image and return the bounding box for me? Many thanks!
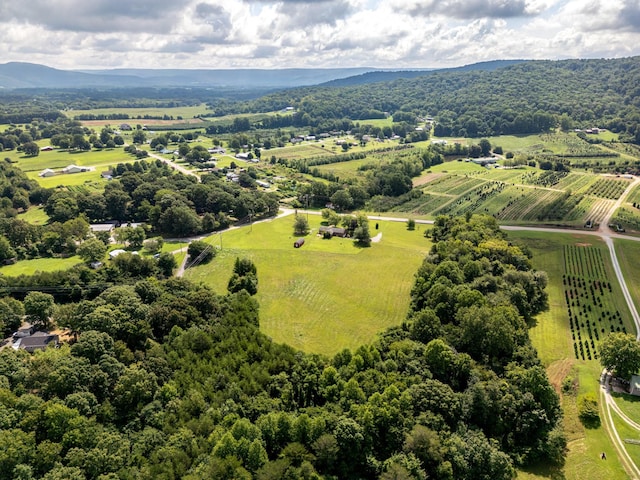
[0,256,83,276]
[511,230,630,480]
[185,215,431,355]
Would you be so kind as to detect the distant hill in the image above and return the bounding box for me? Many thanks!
[0,62,376,89]
[320,60,525,87]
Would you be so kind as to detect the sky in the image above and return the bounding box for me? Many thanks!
[0,0,639,70]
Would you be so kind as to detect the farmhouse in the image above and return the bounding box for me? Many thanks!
[39,168,55,177]
[319,226,347,237]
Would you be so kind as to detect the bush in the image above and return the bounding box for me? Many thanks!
[577,393,600,427]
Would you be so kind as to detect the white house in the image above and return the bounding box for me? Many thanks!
[39,168,55,177]
[108,249,127,259]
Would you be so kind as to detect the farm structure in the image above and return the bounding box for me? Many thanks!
[294,238,305,248]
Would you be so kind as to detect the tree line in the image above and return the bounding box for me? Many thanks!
[0,214,563,479]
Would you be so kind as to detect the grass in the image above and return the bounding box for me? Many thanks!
[184,216,430,354]
[613,239,640,317]
[18,207,49,225]
[0,256,82,276]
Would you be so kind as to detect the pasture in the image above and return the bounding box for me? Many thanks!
[65,104,213,121]
[184,215,431,354]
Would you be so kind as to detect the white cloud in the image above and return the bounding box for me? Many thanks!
[0,0,637,69]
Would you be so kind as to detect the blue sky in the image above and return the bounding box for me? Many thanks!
[0,0,638,69]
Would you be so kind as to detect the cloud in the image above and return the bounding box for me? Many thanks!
[0,0,186,33]
[191,3,233,43]
[275,0,354,27]
[402,0,544,19]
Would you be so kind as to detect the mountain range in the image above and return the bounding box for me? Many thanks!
[0,60,524,90]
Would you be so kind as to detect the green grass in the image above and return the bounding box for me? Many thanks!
[358,118,393,127]
[184,216,430,354]
[0,256,82,276]
[614,239,640,319]
[18,206,49,225]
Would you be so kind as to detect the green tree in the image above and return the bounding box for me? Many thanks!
[352,214,370,246]
[293,215,309,236]
[0,235,16,262]
[330,189,353,211]
[187,240,215,265]
[157,252,177,277]
[600,332,640,379]
[24,291,55,330]
[77,238,107,263]
[22,141,40,157]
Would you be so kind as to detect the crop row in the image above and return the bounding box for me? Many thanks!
[562,245,624,360]
[434,182,506,216]
[585,178,629,199]
[423,175,485,195]
[611,206,640,232]
[555,173,598,194]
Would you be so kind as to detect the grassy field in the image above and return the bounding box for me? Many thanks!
[64,104,213,120]
[184,215,430,354]
[18,207,49,225]
[510,231,631,480]
[0,256,83,276]
[614,239,640,316]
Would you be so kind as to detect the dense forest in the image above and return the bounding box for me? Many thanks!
[0,215,563,479]
[231,57,640,143]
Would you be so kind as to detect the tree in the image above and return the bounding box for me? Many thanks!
[352,214,370,246]
[24,291,55,330]
[330,189,353,211]
[0,235,16,262]
[600,332,640,379]
[22,142,40,157]
[577,393,600,427]
[293,215,309,236]
[157,252,178,277]
[143,236,164,254]
[77,238,107,263]
[187,240,215,265]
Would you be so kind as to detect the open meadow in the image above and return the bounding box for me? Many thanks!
[184,215,431,354]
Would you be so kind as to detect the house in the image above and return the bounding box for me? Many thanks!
[319,226,347,238]
[90,261,103,269]
[235,152,251,160]
[208,147,226,154]
[101,170,113,179]
[39,168,55,177]
[13,332,59,353]
[40,146,53,151]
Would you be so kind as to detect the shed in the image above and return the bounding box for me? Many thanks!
[294,238,305,248]
[39,168,55,177]
[62,165,84,174]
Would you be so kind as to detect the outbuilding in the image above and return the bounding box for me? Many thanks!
[294,238,305,248]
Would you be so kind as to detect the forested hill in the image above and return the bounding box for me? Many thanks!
[241,56,640,142]
[319,59,525,87]
[0,215,562,479]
